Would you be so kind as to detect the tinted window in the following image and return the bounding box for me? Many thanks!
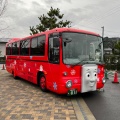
[49,37,60,63]
[38,36,45,55]
[31,37,37,55]
[30,35,45,56]
[12,42,19,55]
[6,44,11,55]
[20,39,30,55]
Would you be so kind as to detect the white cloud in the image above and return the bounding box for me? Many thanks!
[0,0,120,38]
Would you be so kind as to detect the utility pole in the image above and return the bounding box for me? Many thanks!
[101,26,104,38]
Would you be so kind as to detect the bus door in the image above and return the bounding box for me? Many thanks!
[48,34,60,91]
[18,39,30,79]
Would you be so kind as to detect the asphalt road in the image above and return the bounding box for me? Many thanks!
[81,75,120,120]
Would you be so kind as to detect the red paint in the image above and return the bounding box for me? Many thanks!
[5,28,105,95]
[97,64,105,89]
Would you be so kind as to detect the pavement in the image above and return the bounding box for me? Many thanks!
[0,64,119,120]
[0,69,96,120]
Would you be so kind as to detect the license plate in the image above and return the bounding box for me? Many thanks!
[68,89,77,96]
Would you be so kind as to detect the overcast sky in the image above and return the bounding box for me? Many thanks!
[1,0,120,38]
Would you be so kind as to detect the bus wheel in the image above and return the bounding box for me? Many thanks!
[39,74,47,92]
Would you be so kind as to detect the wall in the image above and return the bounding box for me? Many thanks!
[0,42,6,57]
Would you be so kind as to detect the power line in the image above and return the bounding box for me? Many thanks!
[85,3,120,26]
[73,24,120,38]
[72,1,120,35]
[74,1,120,31]
[73,24,119,34]
[104,30,120,33]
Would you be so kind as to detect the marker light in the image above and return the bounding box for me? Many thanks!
[102,78,106,84]
[66,80,72,88]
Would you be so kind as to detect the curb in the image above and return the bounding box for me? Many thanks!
[72,98,96,120]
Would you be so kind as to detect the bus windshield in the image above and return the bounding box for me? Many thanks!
[62,32,103,65]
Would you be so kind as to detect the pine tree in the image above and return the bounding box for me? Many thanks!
[30,7,71,35]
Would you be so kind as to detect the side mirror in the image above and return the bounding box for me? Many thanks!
[53,38,60,47]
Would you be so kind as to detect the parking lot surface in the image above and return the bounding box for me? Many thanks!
[1,64,120,120]
[0,70,77,120]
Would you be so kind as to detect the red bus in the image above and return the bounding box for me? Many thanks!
[6,28,106,95]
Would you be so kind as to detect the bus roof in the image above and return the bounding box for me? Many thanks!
[8,38,20,42]
[7,27,100,44]
[47,27,100,36]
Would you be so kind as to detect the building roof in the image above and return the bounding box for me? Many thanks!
[0,38,11,43]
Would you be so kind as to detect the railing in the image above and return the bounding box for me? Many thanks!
[0,57,5,64]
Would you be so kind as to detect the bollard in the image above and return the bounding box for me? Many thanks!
[112,71,119,83]
[105,69,109,79]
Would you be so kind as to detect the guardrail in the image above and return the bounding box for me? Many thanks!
[107,70,119,78]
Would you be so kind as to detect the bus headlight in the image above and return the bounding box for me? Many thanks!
[66,80,72,88]
[102,78,106,84]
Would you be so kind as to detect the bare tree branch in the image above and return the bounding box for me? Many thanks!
[0,0,8,38]
[0,0,8,16]
[0,25,9,31]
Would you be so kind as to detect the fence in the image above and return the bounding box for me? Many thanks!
[104,55,120,71]
[0,57,5,64]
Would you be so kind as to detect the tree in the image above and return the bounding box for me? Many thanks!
[0,0,8,33]
[0,51,1,56]
[0,0,7,60]
[0,0,7,16]
[103,37,114,49]
[114,41,120,55]
[30,7,72,35]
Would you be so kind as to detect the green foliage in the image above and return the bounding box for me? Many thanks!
[104,55,120,70]
[0,51,1,56]
[114,41,120,55]
[30,7,72,35]
[103,38,120,71]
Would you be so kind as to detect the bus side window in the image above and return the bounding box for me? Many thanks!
[30,35,45,56]
[6,44,11,55]
[20,39,30,55]
[38,36,45,56]
[49,37,60,63]
[12,42,19,55]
